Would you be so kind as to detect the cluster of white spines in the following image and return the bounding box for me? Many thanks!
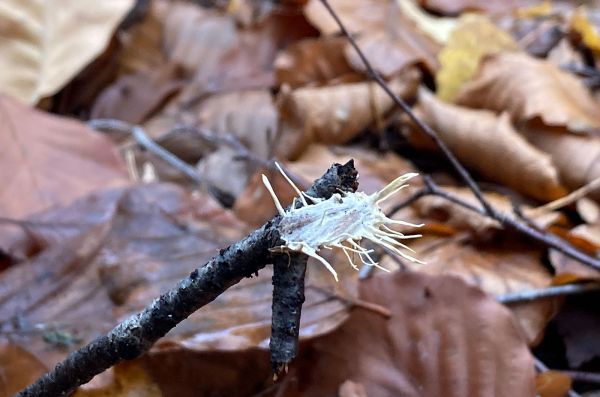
[262,163,423,281]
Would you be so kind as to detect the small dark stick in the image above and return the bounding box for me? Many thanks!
[16,161,358,397]
[270,252,307,374]
[270,160,358,375]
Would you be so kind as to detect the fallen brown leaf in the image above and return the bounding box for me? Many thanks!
[412,90,566,202]
[536,370,572,397]
[456,52,600,135]
[74,361,162,397]
[0,0,134,104]
[90,63,183,124]
[0,342,47,397]
[523,129,600,197]
[0,96,128,218]
[390,236,556,345]
[296,271,536,397]
[274,36,358,88]
[304,0,439,77]
[277,68,420,159]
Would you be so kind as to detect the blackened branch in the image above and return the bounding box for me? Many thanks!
[270,162,358,374]
[16,161,358,397]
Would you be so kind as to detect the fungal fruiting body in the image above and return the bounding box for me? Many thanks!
[262,164,424,281]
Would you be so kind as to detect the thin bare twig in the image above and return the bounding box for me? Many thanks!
[562,370,600,385]
[318,0,495,217]
[89,119,205,184]
[497,282,600,304]
[530,176,600,216]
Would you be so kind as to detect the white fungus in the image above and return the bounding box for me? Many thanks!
[262,163,424,281]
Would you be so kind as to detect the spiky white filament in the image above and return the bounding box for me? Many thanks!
[263,163,423,281]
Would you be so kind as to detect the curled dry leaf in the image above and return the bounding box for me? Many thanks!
[412,90,567,202]
[0,96,128,218]
[277,68,420,159]
[162,2,237,81]
[549,223,600,282]
[274,36,358,88]
[436,13,519,102]
[387,236,556,345]
[523,129,600,197]
[0,342,47,396]
[535,371,572,397]
[91,63,183,124]
[456,52,600,134]
[304,0,439,77]
[116,0,166,76]
[73,361,162,397]
[0,0,134,104]
[297,271,536,397]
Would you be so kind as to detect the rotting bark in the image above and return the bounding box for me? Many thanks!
[16,160,358,397]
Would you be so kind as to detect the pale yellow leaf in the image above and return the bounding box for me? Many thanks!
[436,13,518,102]
[0,0,134,104]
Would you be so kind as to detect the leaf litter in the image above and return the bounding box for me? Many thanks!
[4,0,600,396]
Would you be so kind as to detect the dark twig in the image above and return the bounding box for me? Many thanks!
[497,282,600,304]
[318,0,495,217]
[562,370,600,385]
[16,161,358,397]
[318,0,600,275]
[424,179,600,271]
[270,253,306,375]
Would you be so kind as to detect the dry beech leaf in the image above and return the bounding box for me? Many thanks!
[234,144,418,227]
[397,0,456,44]
[0,342,47,396]
[163,5,314,96]
[523,129,600,197]
[419,0,539,15]
[274,36,358,88]
[297,271,536,397]
[549,223,600,281]
[91,63,183,124]
[116,0,166,76]
[413,186,564,237]
[0,95,128,218]
[304,0,439,77]
[571,6,600,57]
[0,0,134,104]
[436,13,519,102]
[74,361,162,397]
[386,237,556,345]
[536,371,572,397]
[162,2,237,81]
[277,68,420,159]
[456,52,600,134]
[412,90,566,202]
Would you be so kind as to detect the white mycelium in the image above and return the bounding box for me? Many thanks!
[262,164,423,281]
